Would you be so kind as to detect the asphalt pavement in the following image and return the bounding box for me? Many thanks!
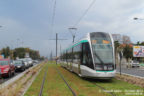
[0,63,40,84]
[0,72,20,84]
[117,66,144,78]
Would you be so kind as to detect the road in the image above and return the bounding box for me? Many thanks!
[0,63,40,84]
[117,66,144,78]
[0,72,21,84]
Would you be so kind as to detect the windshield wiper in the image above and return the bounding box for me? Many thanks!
[94,52,104,65]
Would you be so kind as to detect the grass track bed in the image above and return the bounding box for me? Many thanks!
[24,62,144,96]
[24,62,73,96]
[58,64,144,96]
[24,63,47,96]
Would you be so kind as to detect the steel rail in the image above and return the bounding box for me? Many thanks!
[38,66,48,96]
[92,82,116,96]
[55,67,77,96]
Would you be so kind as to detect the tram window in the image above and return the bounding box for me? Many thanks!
[67,48,73,62]
[82,42,94,69]
[73,44,82,64]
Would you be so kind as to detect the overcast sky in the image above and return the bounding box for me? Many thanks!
[0,0,144,57]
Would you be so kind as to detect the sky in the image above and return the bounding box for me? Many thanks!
[0,0,144,57]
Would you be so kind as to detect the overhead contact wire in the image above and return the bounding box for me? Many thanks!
[73,0,96,27]
[51,0,57,33]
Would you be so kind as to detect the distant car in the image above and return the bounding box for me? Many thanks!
[13,60,26,71]
[18,58,29,69]
[33,60,38,64]
[129,60,140,68]
[0,59,15,77]
[25,58,33,67]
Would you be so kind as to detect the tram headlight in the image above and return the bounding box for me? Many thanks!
[95,65,103,71]
[108,65,113,70]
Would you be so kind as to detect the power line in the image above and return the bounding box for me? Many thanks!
[73,0,96,27]
[51,0,57,33]
[47,0,57,57]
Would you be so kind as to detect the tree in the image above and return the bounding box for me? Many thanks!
[114,41,120,65]
[136,41,140,45]
[123,44,133,62]
[1,46,10,58]
[14,47,26,59]
[114,41,120,50]
[0,47,41,60]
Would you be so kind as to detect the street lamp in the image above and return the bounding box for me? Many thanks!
[133,17,144,20]
[17,38,20,48]
[68,27,77,43]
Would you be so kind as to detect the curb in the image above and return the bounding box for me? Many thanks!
[22,67,42,96]
[0,64,39,90]
[116,72,144,79]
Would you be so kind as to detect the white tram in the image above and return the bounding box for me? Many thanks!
[60,32,116,79]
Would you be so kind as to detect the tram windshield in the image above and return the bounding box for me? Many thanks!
[90,32,114,64]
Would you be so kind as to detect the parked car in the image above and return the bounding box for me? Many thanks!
[131,60,140,68]
[0,59,15,77]
[127,60,140,68]
[27,58,33,67]
[18,58,32,68]
[13,60,26,72]
[24,58,33,67]
[33,60,38,65]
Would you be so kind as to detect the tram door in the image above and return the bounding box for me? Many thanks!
[73,44,82,74]
[82,43,94,70]
[78,44,82,75]
[70,48,74,71]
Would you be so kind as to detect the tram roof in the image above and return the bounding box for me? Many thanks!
[62,32,111,52]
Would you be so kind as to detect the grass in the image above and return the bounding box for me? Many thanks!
[90,79,144,96]
[24,62,144,96]
[42,62,73,96]
[24,63,47,96]
[58,65,109,96]
[140,63,144,66]
[58,63,144,96]
[24,61,73,96]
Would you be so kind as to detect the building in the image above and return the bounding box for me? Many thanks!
[112,34,131,44]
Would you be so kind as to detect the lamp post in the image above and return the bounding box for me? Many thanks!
[133,17,144,20]
[17,38,20,48]
[68,27,77,43]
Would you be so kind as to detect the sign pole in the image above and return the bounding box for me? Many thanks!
[119,51,123,75]
[56,33,58,65]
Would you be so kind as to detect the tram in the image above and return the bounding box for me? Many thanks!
[60,32,116,79]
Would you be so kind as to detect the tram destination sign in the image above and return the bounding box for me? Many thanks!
[133,46,144,57]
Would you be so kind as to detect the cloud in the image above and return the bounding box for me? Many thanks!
[1,0,144,56]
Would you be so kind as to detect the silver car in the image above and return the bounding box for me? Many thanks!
[130,60,140,68]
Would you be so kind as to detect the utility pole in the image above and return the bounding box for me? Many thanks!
[50,51,53,61]
[60,44,61,56]
[49,33,67,65]
[119,51,123,75]
[56,33,58,64]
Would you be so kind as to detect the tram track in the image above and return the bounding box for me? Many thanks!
[38,63,114,96]
[38,66,48,96]
[38,63,77,96]
[91,82,116,96]
[59,65,116,96]
[55,66,77,96]
[58,64,115,96]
